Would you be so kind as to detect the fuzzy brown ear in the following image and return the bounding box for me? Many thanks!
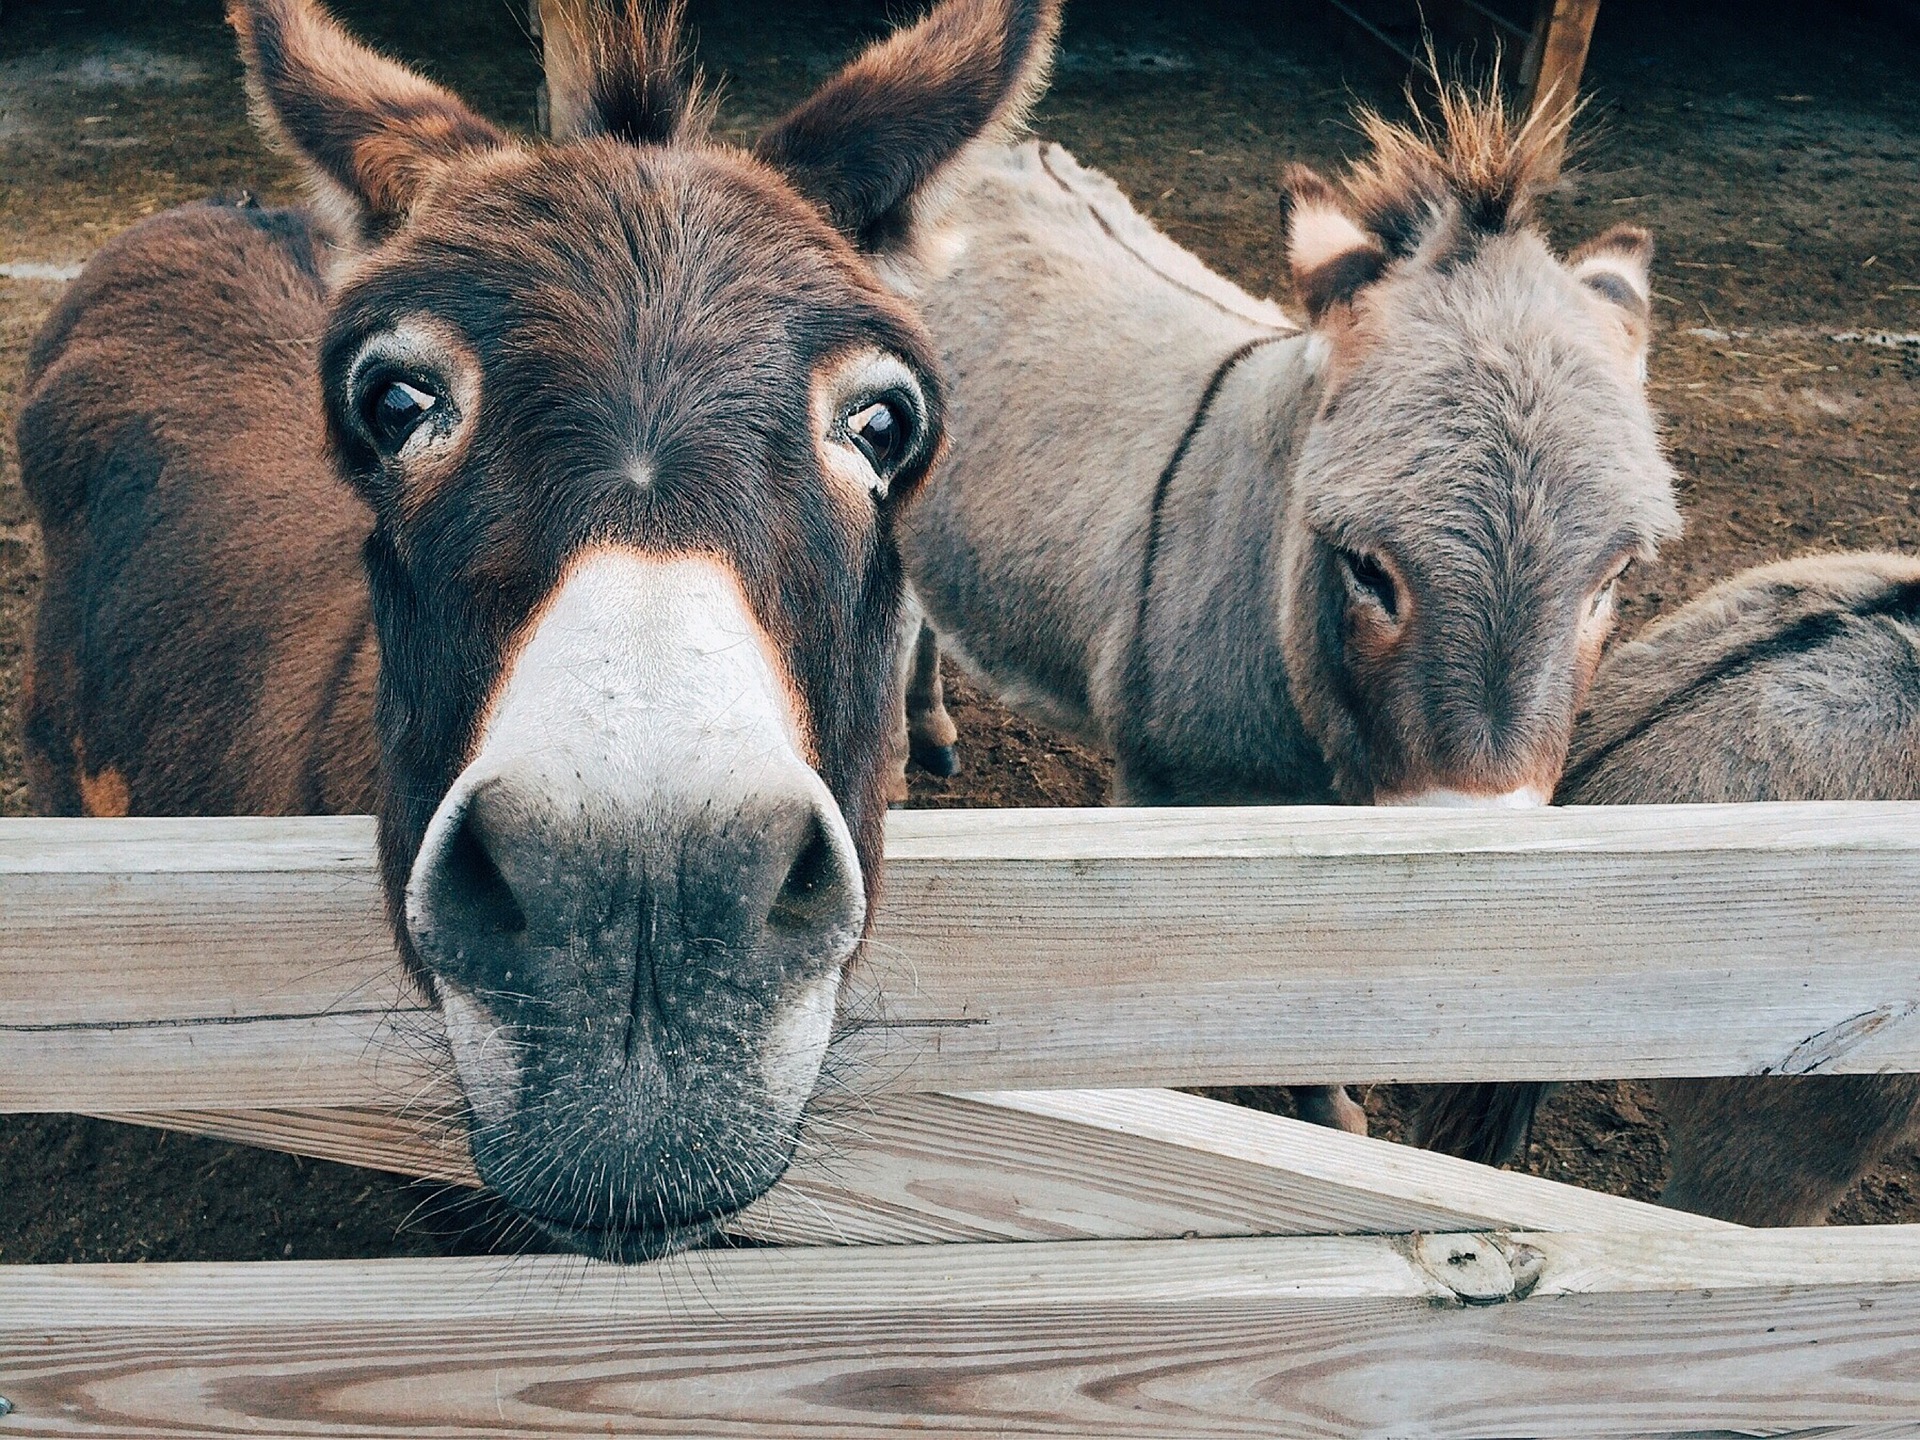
[755,0,1061,252]
[229,0,510,238]
[1570,224,1655,361]
[1282,163,1388,324]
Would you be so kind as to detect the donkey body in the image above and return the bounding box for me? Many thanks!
[1424,552,1920,1225]
[20,0,1057,1261]
[24,203,378,820]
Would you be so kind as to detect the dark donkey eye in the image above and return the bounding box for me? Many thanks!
[1592,557,1635,616]
[1337,547,1401,621]
[845,395,915,477]
[363,377,440,451]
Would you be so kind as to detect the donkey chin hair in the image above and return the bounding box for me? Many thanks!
[1376,786,1548,808]
[436,980,522,1127]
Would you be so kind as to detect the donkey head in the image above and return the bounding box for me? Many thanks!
[1277,88,1681,806]
[232,0,1056,1260]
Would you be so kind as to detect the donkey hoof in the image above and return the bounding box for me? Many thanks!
[911,739,960,777]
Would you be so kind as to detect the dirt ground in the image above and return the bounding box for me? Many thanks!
[1,0,1916,1262]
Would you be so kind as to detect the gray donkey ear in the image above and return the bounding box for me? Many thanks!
[1569,225,1654,366]
[1570,224,1653,313]
[1282,163,1388,323]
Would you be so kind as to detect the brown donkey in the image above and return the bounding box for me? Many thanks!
[1422,552,1920,1225]
[19,0,1057,1261]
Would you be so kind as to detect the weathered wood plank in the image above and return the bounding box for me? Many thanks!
[7,806,1920,1111]
[100,1088,1728,1243]
[4,1228,1920,1438]
[1520,0,1603,179]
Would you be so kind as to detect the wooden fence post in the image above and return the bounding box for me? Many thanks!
[535,0,594,139]
[1521,0,1603,180]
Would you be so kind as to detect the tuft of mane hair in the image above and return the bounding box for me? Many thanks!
[1337,81,1571,257]
[570,0,712,145]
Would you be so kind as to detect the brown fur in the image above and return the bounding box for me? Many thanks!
[756,0,1058,249]
[230,0,509,238]
[1420,552,1920,1224]
[22,200,378,819]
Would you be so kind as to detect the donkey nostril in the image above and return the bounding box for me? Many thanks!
[768,813,845,934]
[443,808,528,936]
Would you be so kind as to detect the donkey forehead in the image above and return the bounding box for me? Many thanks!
[348,144,928,369]
[1304,427,1673,562]
[1303,351,1677,562]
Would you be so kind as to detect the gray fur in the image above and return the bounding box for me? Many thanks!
[1577,551,1920,1227]
[1564,551,1920,804]
[1426,551,1920,1224]
[902,136,1681,806]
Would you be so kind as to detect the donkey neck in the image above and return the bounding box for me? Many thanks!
[907,140,1330,794]
[1115,333,1337,803]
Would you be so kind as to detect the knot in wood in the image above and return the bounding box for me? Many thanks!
[1412,1232,1545,1306]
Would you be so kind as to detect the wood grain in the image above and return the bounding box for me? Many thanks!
[4,1228,1920,1438]
[8,806,1920,1112]
[99,1087,1728,1244]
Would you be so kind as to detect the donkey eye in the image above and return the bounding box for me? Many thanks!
[845,396,915,478]
[1591,558,1634,617]
[364,377,440,451]
[1338,548,1400,621]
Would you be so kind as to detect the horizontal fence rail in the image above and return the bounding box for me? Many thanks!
[5,1228,1920,1439]
[6,805,1920,1112]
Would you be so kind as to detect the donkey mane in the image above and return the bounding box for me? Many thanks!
[570,0,713,146]
[1336,83,1568,255]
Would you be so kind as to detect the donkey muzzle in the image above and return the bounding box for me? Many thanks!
[403,548,864,1259]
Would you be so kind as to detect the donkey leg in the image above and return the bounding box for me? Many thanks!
[906,620,960,777]
[1656,1074,1920,1225]
[1293,1085,1368,1135]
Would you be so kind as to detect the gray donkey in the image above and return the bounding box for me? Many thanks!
[1424,551,1920,1225]
[899,90,1681,1128]
[902,90,1678,809]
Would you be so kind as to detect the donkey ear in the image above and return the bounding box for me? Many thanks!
[229,0,509,238]
[1282,164,1388,324]
[756,0,1061,252]
[1570,224,1654,315]
[1570,225,1655,361]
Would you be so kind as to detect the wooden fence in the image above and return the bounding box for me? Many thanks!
[5,804,1920,1437]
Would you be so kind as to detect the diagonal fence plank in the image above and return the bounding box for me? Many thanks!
[98,1087,1729,1244]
